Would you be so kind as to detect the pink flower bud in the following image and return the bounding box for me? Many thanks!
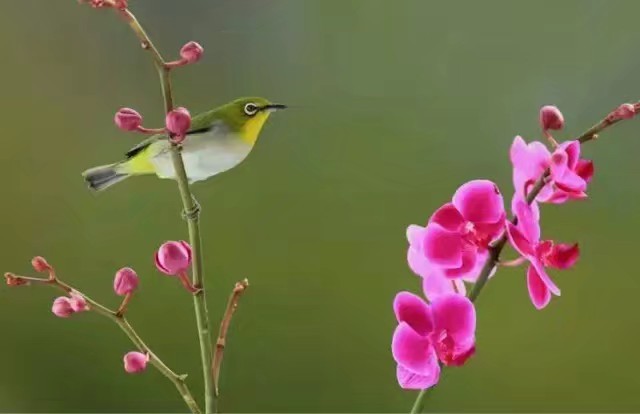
[31,256,51,273]
[539,105,564,131]
[180,41,204,64]
[123,351,148,374]
[114,267,139,296]
[155,240,192,276]
[115,108,143,132]
[614,103,636,120]
[69,292,88,312]
[52,297,74,318]
[165,107,191,139]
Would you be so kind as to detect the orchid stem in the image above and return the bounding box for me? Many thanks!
[409,101,640,413]
[6,272,201,414]
[410,389,428,414]
[116,6,215,414]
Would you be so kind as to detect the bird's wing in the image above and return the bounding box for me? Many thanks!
[189,107,223,132]
[124,111,226,159]
[125,135,163,159]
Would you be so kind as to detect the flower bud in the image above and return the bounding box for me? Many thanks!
[69,292,88,312]
[180,41,204,64]
[31,256,51,272]
[614,103,636,120]
[155,240,192,276]
[165,107,191,139]
[123,351,148,374]
[539,105,564,131]
[114,267,139,296]
[115,108,143,132]
[52,297,74,318]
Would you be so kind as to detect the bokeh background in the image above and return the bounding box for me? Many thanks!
[1,0,640,412]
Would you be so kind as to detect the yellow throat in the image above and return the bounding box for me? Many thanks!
[240,112,271,145]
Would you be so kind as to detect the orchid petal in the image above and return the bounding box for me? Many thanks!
[512,198,540,244]
[576,159,594,183]
[527,264,551,310]
[393,292,434,336]
[452,180,505,224]
[429,203,465,232]
[443,249,478,280]
[554,169,587,194]
[550,150,569,179]
[407,246,431,278]
[396,361,440,390]
[430,294,476,345]
[531,258,561,296]
[506,222,535,257]
[422,223,463,268]
[407,225,426,248]
[461,250,493,283]
[547,243,580,269]
[392,323,435,374]
[422,272,466,302]
[560,140,581,170]
[474,214,507,244]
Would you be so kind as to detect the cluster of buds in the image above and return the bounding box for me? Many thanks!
[52,292,89,317]
[114,106,192,144]
[112,40,202,144]
[5,239,196,375]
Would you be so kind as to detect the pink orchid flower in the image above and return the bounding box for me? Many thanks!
[407,225,467,300]
[506,198,580,309]
[407,180,505,283]
[510,136,594,204]
[392,292,476,389]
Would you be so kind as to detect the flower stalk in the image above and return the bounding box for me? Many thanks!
[111,6,214,413]
[409,101,640,414]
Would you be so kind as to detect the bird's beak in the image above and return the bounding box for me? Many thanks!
[261,103,287,113]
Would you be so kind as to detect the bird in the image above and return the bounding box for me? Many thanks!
[82,97,286,191]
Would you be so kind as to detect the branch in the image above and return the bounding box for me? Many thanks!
[112,6,215,413]
[5,271,201,414]
[212,279,249,397]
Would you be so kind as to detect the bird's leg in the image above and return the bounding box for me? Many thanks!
[182,195,201,221]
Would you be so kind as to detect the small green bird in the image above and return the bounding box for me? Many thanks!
[82,97,286,191]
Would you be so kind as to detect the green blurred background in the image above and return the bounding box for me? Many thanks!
[1,0,640,412]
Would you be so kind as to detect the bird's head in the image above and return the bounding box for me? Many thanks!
[219,97,286,145]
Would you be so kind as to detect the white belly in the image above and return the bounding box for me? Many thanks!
[150,131,252,183]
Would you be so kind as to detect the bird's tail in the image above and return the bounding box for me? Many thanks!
[82,162,130,192]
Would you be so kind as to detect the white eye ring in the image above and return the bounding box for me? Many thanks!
[244,103,259,116]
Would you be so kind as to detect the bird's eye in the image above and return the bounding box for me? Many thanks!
[243,103,259,116]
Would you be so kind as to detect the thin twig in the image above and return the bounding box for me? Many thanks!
[212,279,249,397]
[5,271,201,414]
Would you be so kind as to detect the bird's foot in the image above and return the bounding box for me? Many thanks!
[181,196,201,221]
